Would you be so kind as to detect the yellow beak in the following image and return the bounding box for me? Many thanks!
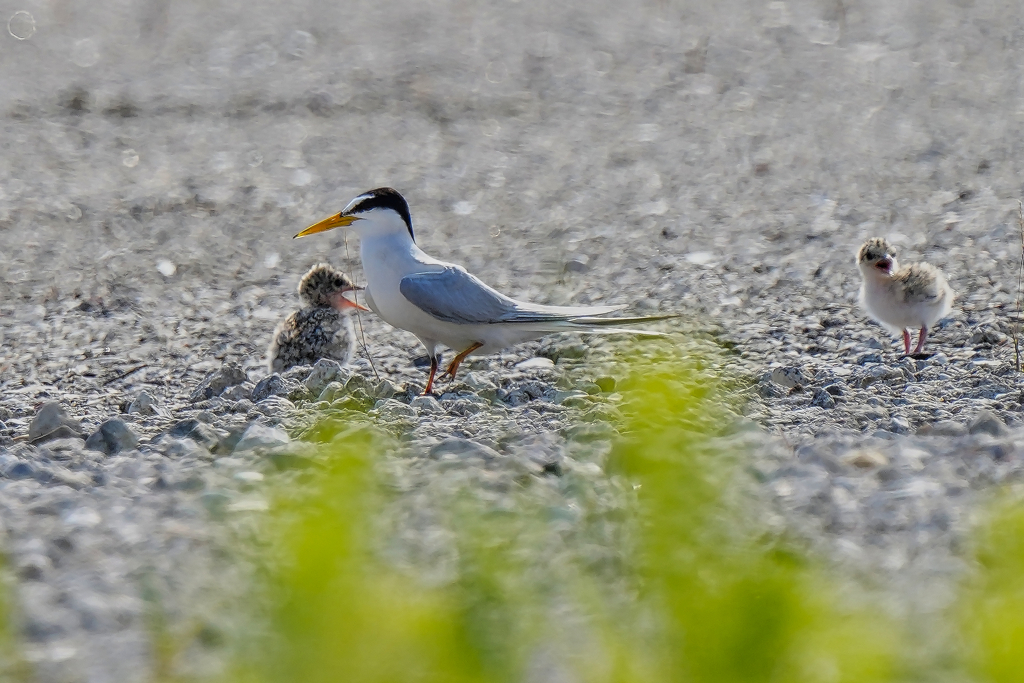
[293,213,361,239]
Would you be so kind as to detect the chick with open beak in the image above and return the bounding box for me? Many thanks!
[856,238,954,356]
[267,263,370,373]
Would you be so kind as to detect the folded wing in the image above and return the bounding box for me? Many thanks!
[399,267,624,325]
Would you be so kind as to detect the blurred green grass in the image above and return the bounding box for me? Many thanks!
[7,354,1024,681]
[0,556,29,683]
[608,364,903,683]
[204,353,908,683]
[959,494,1024,683]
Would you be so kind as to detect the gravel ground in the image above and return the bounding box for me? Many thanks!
[3,0,1024,680]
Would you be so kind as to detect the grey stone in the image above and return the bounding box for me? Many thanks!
[216,425,251,454]
[917,420,967,437]
[233,424,290,452]
[810,388,836,409]
[3,461,35,479]
[969,410,1009,437]
[252,374,295,402]
[85,418,140,454]
[564,257,590,273]
[373,399,416,419]
[254,396,294,417]
[344,373,373,395]
[372,379,400,401]
[168,419,221,449]
[410,395,442,413]
[200,491,232,518]
[770,367,806,388]
[231,399,255,413]
[281,364,315,383]
[127,392,161,416]
[553,390,588,405]
[822,384,845,397]
[189,364,248,402]
[161,437,210,460]
[757,381,787,399]
[28,402,84,444]
[304,359,348,396]
[429,437,502,460]
[318,381,346,403]
[889,416,911,434]
[971,325,1006,347]
[221,382,254,402]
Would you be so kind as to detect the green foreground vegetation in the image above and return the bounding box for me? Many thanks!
[1,354,1023,681]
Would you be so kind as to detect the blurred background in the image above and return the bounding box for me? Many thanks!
[2,0,1023,383]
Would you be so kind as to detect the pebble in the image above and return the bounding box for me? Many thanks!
[810,388,836,409]
[428,437,502,461]
[918,421,968,437]
[968,410,1009,437]
[770,367,806,388]
[188,364,248,403]
[841,449,889,469]
[410,396,442,413]
[168,419,222,449]
[27,403,84,444]
[127,392,162,416]
[232,424,290,453]
[515,357,555,371]
[84,419,140,455]
[889,416,911,434]
[373,399,416,419]
[304,359,348,396]
[251,374,291,402]
[233,471,264,484]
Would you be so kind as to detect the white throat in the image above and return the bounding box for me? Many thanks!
[352,207,414,242]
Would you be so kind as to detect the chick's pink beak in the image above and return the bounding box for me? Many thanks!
[331,288,370,312]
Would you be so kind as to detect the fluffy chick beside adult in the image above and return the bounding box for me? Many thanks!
[267,264,367,373]
[856,237,954,355]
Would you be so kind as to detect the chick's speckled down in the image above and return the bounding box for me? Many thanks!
[267,306,355,373]
[894,262,952,306]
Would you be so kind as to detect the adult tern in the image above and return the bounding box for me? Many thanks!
[295,187,673,393]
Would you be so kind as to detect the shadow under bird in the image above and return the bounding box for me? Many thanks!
[856,237,954,356]
[294,187,674,394]
[267,263,369,373]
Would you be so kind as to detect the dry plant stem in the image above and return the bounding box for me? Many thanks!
[346,232,381,382]
[1015,201,1024,371]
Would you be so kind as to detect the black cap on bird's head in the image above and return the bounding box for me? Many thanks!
[295,187,414,241]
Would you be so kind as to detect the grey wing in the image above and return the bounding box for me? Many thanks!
[399,267,623,325]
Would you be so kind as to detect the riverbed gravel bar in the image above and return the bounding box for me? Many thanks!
[3,1,1024,680]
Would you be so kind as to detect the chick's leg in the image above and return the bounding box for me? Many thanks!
[914,326,928,354]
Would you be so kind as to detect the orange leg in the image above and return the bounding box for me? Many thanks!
[422,356,439,396]
[441,342,484,383]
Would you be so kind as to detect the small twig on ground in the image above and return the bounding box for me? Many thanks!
[1015,201,1024,371]
[345,232,380,382]
[102,363,148,386]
